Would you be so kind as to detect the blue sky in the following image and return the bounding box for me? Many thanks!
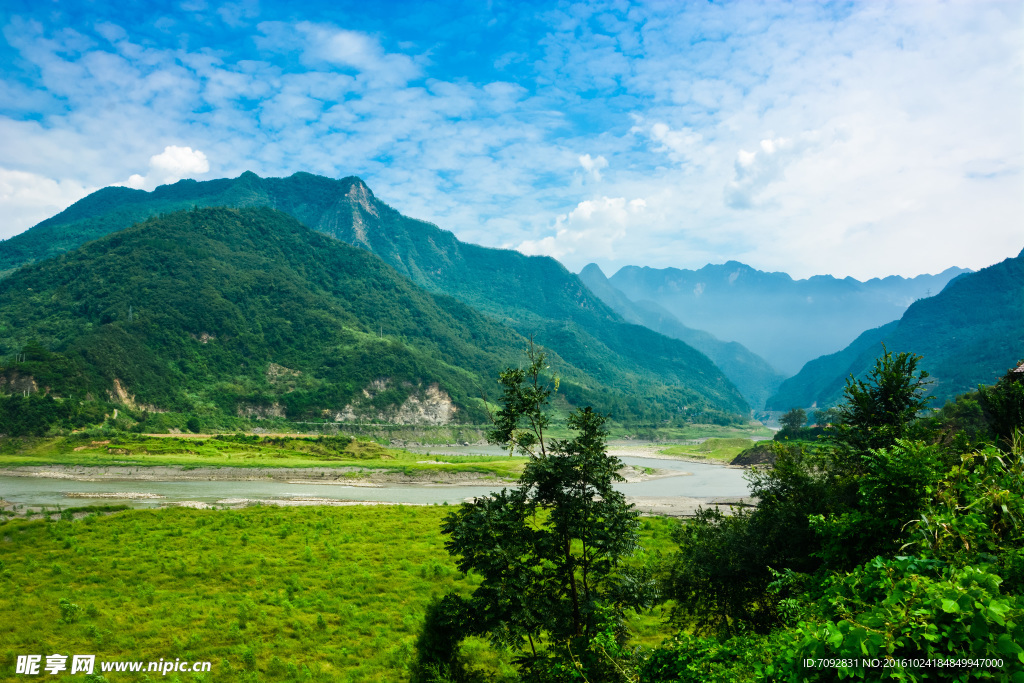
[0,0,1021,279]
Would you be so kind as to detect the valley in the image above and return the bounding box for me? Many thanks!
[0,172,1019,683]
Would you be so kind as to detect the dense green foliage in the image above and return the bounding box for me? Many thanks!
[0,206,538,424]
[779,408,807,432]
[768,249,1024,410]
[0,171,750,421]
[0,205,742,429]
[0,393,113,436]
[425,352,646,682]
[645,350,1024,681]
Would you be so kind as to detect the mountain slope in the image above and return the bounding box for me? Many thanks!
[0,172,750,418]
[578,263,784,410]
[608,261,969,375]
[0,206,748,422]
[766,249,1024,410]
[0,207,538,422]
[765,322,898,411]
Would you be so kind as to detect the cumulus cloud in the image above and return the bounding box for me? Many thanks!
[517,196,646,263]
[126,146,210,190]
[0,168,93,238]
[634,121,706,165]
[578,154,608,181]
[724,135,819,209]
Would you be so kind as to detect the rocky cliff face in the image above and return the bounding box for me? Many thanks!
[333,380,457,425]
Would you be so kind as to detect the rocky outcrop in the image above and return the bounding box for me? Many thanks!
[266,363,302,392]
[108,378,137,409]
[237,402,287,419]
[0,371,39,394]
[333,380,457,425]
[394,384,456,425]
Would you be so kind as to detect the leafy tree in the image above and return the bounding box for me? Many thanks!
[655,352,1024,681]
[779,407,807,432]
[410,594,473,683]
[429,347,642,681]
[811,440,944,570]
[829,347,932,469]
[667,350,942,631]
[667,507,772,636]
[978,360,1024,450]
[812,406,840,427]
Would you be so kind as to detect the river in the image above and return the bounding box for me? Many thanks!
[0,453,751,511]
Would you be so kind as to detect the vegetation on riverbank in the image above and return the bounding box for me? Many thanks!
[398,350,1023,682]
[658,437,756,463]
[0,433,527,479]
[0,505,680,682]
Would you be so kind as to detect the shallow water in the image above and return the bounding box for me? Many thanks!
[0,454,750,509]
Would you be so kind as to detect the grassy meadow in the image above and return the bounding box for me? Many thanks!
[615,422,771,442]
[657,437,758,463]
[0,434,527,481]
[0,506,680,682]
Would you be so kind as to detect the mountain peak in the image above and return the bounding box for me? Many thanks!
[579,263,608,282]
[343,176,376,205]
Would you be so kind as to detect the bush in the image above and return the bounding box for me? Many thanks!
[776,557,1024,681]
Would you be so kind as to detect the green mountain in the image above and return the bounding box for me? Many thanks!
[608,261,969,375]
[766,249,1024,411]
[765,322,898,412]
[0,172,749,420]
[0,206,747,424]
[578,263,785,410]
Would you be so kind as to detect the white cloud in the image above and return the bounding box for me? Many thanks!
[724,135,820,209]
[125,146,210,190]
[0,168,93,239]
[256,21,421,86]
[578,153,608,181]
[635,121,706,165]
[517,196,646,262]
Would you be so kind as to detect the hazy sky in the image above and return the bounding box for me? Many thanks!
[1,0,1021,279]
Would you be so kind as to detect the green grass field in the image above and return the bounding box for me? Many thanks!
[657,437,758,463]
[0,506,681,682]
[0,434,527,480]
[614,423,772,442]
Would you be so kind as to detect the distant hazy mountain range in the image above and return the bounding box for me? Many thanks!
[607,261,969,376]
[766,249,1024,411]
[0,173,748,422]
[578,263,785,410]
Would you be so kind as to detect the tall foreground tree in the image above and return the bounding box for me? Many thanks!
[419,347,642,682]
[830,346,932,462]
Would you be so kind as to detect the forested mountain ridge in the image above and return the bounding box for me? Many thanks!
[0,207,527,423]
[608,260,969,375]
[578,263,785,410]
[767,248,1024,411]
[0,172,750,419]
[0,206,748,423]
